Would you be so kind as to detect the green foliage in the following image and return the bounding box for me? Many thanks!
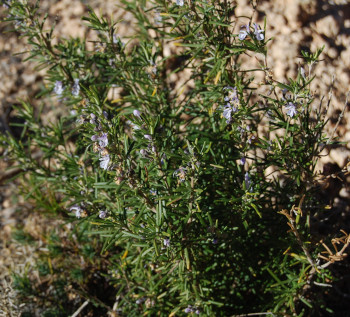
[12,273,34,297]
[1,0,348,315]
[301,45,325,65]
[12,228,36,245]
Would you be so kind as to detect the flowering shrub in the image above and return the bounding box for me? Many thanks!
[1,0,349,316]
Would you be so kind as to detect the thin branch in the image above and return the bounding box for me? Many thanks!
[71,300,89,317]
[313,281,332,288]
[328,91,349,144]
[233,312,276,317]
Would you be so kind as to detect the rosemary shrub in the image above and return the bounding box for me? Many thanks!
[1,0,349,316]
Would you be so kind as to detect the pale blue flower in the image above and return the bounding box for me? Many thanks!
[222,105,236,123]
[3,0,11,8]
[253,23,264,41]
[161,153,167,165]
[222,105,232,120]
[239,24,249,40]
[185,306,193,313]
[221,86,239,123]
[99,154,110,170]
[112,34,125,46]
[136,297,145,304]
[98,133,108,148]
[69,205,82,218]
[89,135,97,144]
[163,238,170,248]
[154,10,162,25]
[133,109,141,119]
[99,210,107,219]
[149,61,157,76]
[103,111,109,120]
[245,172,252,190]
[238,126,245,134]
[90,113,96,125]
[54,81,64,96]
[144,134,152,141]
[224,86,239,105]
[140,149,148,157]
[176,0,184,6]
[248,135,256,144]
[127,120,140,130]
[285,102,297,118]
[91,133,108,148]
[72,78,80,96]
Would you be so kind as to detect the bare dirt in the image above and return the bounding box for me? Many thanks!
[1,0,350,315]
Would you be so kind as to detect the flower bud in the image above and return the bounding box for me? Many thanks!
[133,110,141,119]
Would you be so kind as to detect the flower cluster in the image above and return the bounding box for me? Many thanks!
[173,166,187,183]
[99,210,107,219]
[54,79,81,97]
[221,86,239,123]
[184,305,200,314]
[244,171,253,191]
[91,132,110,170]
[91,133,108,148]
[139,134,158,159]
[239,23,264,41]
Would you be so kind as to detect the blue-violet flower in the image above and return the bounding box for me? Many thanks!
[245,172,252,190]
[99,210,107,219]
[174,166,186,182]
[185,306,193,313]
